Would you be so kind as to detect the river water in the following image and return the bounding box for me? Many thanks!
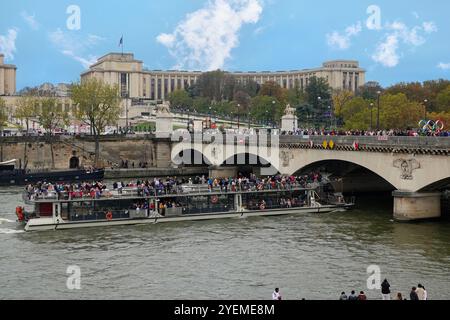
[0,186,449,300]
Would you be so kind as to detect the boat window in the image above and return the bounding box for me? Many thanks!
[242,190,308,210]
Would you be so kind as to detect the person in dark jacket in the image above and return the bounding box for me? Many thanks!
[410,287,419,300]
[381,279,391,300]
[348,290,358,300]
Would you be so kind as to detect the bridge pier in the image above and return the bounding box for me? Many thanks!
[393,191,442,221]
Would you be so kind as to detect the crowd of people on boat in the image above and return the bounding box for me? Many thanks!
[24,171,325,201]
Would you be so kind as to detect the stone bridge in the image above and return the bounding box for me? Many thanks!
[171,133,450,221]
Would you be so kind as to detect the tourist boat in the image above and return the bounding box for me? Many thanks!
[15,185,355,232]
[0,160,104,186]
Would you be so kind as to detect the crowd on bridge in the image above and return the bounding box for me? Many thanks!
[281,128,450,137]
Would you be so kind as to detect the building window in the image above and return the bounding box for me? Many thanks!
[143,77,147,97]
[177,79,182,89]
[164,79,168,96]
[120,73,128,97]
[171,79,175,93]
[157,79,161,99]
[151,78,155,100]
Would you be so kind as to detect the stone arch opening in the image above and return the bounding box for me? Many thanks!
[173,149,212,167]
[69,154,80,169]
[220,153,279,177]
[418,177,450,192]
[292,160,396,194]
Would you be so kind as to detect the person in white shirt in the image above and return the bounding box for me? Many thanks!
[272,288,282,300]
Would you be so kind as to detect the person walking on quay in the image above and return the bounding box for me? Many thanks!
[339,292,347,300]
[410,287,419,300]
[272,288,282,300]
[348,290,358,300]
[357,291,367,300]
[381,278,391,300]
[395,292,404,300]
[416,284,426,300]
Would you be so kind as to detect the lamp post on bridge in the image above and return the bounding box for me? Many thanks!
[370,103,374,131]
[376,91,381,131]
[423,99,428,120]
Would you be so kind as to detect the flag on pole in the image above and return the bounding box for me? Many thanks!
[119,36,123,47]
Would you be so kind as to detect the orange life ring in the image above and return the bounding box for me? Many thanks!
[211,195,219,204]
[106,212,113,220]
[16,207,24,222]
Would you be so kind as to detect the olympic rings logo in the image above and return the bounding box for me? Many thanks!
[418,119,445,133]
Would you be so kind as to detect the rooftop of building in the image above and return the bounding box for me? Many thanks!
[82,53,364,76]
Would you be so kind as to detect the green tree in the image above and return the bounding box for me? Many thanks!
[192,97,211,114]
[15,95,37,133]
[250,95,282,125]
[195,70,234,102]
[15,95,39,169]
[435,85,450,113]
[358,82,384,100]
[0,98,8,136]
[305,77,332,127]
[168,90,193,111]
[35,97,70,168]
[71,79,121,166]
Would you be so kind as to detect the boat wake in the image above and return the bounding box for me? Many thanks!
[0,218,15,224]
[0,228,24,234]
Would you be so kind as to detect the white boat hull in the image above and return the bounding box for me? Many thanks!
[24,205,352,232]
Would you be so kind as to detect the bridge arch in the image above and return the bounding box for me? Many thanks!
[286,151,404,190]
[219,152,280,176]
[417,176,450,192]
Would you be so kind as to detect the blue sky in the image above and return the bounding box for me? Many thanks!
[0,0,449,91]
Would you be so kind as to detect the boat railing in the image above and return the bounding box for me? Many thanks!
[22,182,318,203]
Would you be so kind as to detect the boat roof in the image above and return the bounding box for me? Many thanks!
[23,187,316,204]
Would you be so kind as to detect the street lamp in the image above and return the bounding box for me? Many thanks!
[272,100,276,129]
[423,99,428,120]
[237,104,240,129]
[328,105,332,130]
[376,91,381,131]
[209,106,212,129]
[370,103,374,130]
[317,97,322,128]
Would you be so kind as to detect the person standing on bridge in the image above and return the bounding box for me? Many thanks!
[381,278,391,300]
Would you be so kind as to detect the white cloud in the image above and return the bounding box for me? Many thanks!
[0,28,18,60]
[423,21,438,33]
[48,28,105,68]
[62,50,97,69]
[372,20,437,68]
[326,22,362,50]
[372,35,399,68]
[156,33,175,47]
[21,11,39,30]
[437,62,450,70]
[156,0,263,70]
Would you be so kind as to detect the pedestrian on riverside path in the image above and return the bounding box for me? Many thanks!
[339,292,347,300]
[348,290,358,300]
[381,278,391,300]
[410,287,419,300]
[416,284,426,300]
[357,291,367,300]
[272,288,282,300]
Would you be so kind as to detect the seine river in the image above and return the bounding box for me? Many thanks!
[0,186,449,300]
